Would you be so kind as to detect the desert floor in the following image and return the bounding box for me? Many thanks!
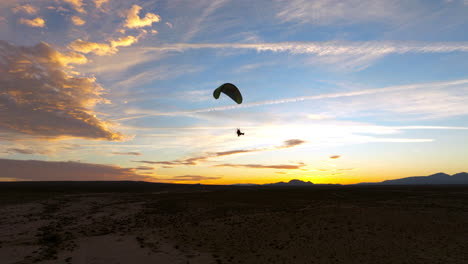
[0,182,467,264]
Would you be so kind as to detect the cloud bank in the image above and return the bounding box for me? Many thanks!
[0,158,152,181]
[0,41,123,140]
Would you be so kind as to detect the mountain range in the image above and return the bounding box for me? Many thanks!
[357,172,468,185]
[241,172,468,186]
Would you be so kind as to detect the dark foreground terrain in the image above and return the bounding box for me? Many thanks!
[1,182,467,264]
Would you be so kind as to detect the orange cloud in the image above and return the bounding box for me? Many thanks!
[110,35,139,48]
[69,35,141,56]
[0,41,123,141]
[71,16,86,26]
[164,175,222,182]
[125,5,161,28]
[0,158,152,181]
[94,0,108,9]
[214,162,306,170]
[64,0,85,13]
[69,39,114,55]
[330,155,341,159]
[19,17,45,28]
[12,4,38,14]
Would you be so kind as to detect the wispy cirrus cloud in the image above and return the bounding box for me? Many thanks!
[19,17,45,27]
[0,41,123,141]
[143,41,468,56]
[182,0,229,41]
[275,0,409,25]
[116,79,468,120]
[139,41,468,71]
[4,148,50,155]
[133,139,307,166]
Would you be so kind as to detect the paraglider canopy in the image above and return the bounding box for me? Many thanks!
[213,83,243,104]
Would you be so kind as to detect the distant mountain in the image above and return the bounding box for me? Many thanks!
[264,179,314,186]
[358,172,468,185]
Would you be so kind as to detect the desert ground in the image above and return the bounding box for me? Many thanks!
[0,182,467,264]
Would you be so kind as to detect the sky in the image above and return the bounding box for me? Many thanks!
[1,0,468,184]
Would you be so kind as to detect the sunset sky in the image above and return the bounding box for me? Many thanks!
[1,0,467,184]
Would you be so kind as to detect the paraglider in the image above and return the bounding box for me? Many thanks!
[213,83,243,104]
[213,83,245,137]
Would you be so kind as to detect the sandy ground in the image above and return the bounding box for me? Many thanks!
[1,185,468,263]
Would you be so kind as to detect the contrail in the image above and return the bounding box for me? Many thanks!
[113,79,468,121]
[141,41,468,55]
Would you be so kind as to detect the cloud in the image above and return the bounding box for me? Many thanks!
[144,41,468,56]
[330,155,341,159]
[115,65,202,90]
[64,0,85,13]
[68,39,114,56]
[282,139,306,148]
[214,162,306,170]
[19,17,45,28]
[134,166,153,171]
[163,175,222,182]
[0,158,153,181]
[138,40,468,71]
[71,16,86,26]
[12,4,38,14]
[69,35,141,56]
[46,6,69,12]
[112,152,142,156]
[94,0,108,9]
[275,0,408,25]
[119,79,468,120]
[0,41,123,141]
[125,5,161,29]
[110,35,139,48]
[4,148,49,155]
[133,139,307,166]
[182,0,229,41]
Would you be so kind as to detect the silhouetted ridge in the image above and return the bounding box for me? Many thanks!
[265,179,314,186]
[358,172,468,185]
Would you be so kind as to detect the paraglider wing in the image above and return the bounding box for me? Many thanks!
[213,83,243,104]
